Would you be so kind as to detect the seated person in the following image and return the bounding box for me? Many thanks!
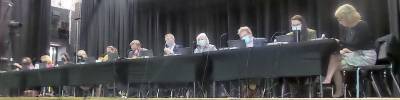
[237,26,265,48]
[40,55,54,69]
[194,33,217,53]
[128,40,150,59]
[323,4,377,98]
[102,46,119,62]
[286,15,317,42]
[164,33,182,56]
[13,57,35,71]
[60,53,73,65]
[77,50,89,64]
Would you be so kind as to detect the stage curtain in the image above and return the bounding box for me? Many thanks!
[80,0,390,57]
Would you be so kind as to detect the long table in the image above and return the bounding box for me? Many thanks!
[0,39,338,89]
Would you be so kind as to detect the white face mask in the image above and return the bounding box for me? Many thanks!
[197,40,209,47]
[291,24,302,31]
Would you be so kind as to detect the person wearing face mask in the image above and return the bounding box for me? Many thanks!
[278,15,318,97]
[235,27,267,97]
[237,26,267,48]
[286,15,316,42]
[164,33,182,56]
[194,33,217,53]
[237,26,255,48]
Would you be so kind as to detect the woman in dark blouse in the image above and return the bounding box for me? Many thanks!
[323,4,377,98]
[339,20,376,51]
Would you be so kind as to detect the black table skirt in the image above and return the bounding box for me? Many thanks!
[0,39,338,88]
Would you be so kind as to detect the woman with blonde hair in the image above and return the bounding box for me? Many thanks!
[323,4,377,97]
[41,55,54,68]
[77,50,89,64]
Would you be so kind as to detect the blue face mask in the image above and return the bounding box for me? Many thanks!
[241,35,252,44]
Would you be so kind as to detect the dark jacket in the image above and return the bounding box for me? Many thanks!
[128,48,150,58]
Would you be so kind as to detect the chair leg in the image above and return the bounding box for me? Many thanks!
[261,79,266,98]
[113,82,116,97]
[382,71,393,96]
[138,88,141,98]
[319,75,323,98]
[343,70,347,98]
[156,88,160,98]
[212,81,216,98]
[281,79,286,98]
[91,88,95,97]
[192,83,196,97]
[221,83,230,97]
[238,80,241,98]
[170,89,173,98]
[307,77,314,98]
[126,83,130,98]
[73,87,76,97]
[370,71,382,97]
[356,67,360,98]
[390,71,400,96]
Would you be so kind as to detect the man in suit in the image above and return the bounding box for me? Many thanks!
[163,33,182,56]
[237,26,266,48]
[128,40,150,58]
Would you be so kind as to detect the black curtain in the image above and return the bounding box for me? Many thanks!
[80,0,389,57]
[388,0,400,75]
[0,0,12,56]
[8,0,51,61]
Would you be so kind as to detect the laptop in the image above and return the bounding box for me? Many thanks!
[275,35,295,42]
[227,40,246,49]
[179,47,193,55]
[253,38,267,47]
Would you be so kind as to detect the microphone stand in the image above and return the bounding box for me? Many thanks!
[219,33,227,48]
[295,30,300,43]
[74,18,80,64]
[293,26,301,43]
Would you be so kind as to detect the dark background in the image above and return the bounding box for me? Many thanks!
[0,0,397,63]
[0,0,50,61]
[79,0,389,57]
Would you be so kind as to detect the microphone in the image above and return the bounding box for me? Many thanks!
[219,33,227,48]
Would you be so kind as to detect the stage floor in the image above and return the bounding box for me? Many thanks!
[0,97,399,100]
